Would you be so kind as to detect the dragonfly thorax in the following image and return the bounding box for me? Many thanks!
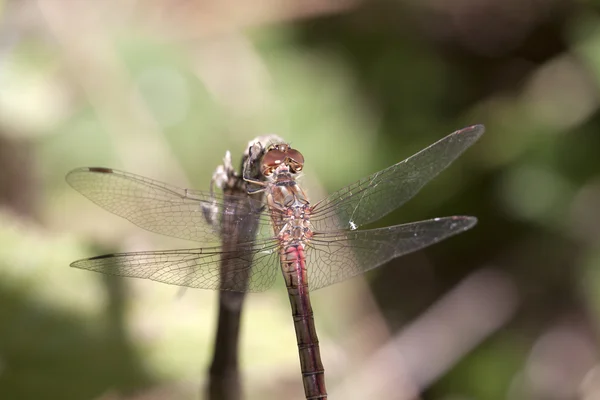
[265,173,313,244]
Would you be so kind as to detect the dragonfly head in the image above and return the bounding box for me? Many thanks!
[261,143,305,177]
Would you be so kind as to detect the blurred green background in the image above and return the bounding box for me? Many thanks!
[2,1,600,399]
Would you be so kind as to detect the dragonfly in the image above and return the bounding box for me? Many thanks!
[67,125,484,400]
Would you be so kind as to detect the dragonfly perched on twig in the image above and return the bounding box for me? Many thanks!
[67,125,484,400]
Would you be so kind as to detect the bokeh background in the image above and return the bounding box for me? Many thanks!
[2,1,600,399]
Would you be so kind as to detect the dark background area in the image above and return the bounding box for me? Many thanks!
[1,1,600,399]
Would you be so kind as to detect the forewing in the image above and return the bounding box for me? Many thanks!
[306,216,477,290]
[70,240,280,292]
[310,125,484,232]
[66,167,273,244]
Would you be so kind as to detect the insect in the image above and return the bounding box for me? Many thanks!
[67,125,484,399]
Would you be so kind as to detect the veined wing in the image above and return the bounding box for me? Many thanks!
[71,239,281,292]
[306,216,476,290]
[310,125,484,232]
[66,167,274,245]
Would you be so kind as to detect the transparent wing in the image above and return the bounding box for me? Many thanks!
[71,240,281,292]
[306,216,477,290]
[66,167,274,245]
[310,125,484,232]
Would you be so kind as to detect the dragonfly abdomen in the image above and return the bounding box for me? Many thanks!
[280,245,328,399]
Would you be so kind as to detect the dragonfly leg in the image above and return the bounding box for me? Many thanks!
[243,142,269,193]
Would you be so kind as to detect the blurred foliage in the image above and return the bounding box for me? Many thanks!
[2,1,600,399]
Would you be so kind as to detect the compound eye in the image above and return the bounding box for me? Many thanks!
[286,149,304,165]
[286,149,305,173]
[261,149,286,175]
